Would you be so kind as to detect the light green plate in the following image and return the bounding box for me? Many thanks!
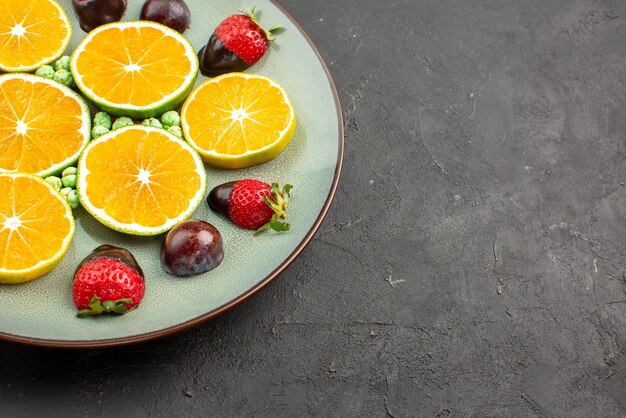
[0,0,343,347]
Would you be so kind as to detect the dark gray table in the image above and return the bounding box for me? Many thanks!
[2,0,626,416]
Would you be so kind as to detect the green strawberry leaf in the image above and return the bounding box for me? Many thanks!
[77,296,133,317]
[255,182,293,235]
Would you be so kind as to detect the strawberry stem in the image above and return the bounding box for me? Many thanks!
[77,295,133,317]
[256,182,292,235]
[241,6,284,42]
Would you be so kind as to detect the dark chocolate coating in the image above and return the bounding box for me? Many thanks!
[140,0,191,34]
[71,0,128,33]
[207,181,236,217]
[198,35,250,77]
[77,245,144,278]
[160,221,224,277]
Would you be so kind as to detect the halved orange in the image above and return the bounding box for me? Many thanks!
[0,74,91,177]
[0,0,72,72]
[71,21,199,120]
[0,173,75,284]
[77,126,207,236]
[181,73,296,169]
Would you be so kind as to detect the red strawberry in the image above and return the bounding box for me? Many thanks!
[72,245,145,317]
[208,179,292,234]
[197,7,283,77]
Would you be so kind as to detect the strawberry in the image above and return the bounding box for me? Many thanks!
[72,0,128,33]
[197,7,283,77]
[208,179,292,234]
[72,245,145,317]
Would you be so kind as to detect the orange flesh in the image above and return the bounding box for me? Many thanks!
[0,77,86,174]
[184,76,292,155]
[0,175,72,270]
[0,0,70,70]
[83,129,203,228]
[74,25,192,107]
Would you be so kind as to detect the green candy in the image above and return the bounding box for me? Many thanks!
[60,187,72,199]
[62,167,78,177]
[141,118,163,129]
[61,167,78,188]
[60,188,79,209]
[35,65,55,79]
[91,125,110,139]
[54,56,71,72]
[93,112,112,130]
[167,126,183,138]
[44,176,62,192]
[160,111,180,128]
[53,70,73,87]
[112,117,134,130]
[62,174,77,189]
[66,190,80,209]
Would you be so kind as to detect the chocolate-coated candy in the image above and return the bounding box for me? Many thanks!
[140,0,191,34]
[161,221,224,277]
[72,0,128,33]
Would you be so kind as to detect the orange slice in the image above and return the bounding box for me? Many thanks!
[70,21,199,119]
[0,0,72,72]
[77,126,207,236]
[181,73,296,169]
[0,74,91,177]
[0,173,75,284]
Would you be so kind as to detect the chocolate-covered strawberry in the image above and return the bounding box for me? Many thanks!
[140,0,191,34]
[198,8,283,77]
[72,0,128,33]
[72,245,145,317]
[208,179,292,233]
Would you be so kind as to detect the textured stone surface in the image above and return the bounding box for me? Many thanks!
[1,0,626,416]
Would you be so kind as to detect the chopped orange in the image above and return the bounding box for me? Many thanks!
[77,126,207,236]
[0,74,91,177]
[0,173,75,284]
[181,73,296,169]
[71,21,199,119]
[0,0,71,72]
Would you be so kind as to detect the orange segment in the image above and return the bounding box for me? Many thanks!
[181,73,296,169]
[0,0,71,72]
[71,21,199,119]
[0,173,74,284]
[77,126,207,236]
[0,74,91,177]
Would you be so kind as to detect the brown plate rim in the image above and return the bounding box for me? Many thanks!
[0,0,345,349]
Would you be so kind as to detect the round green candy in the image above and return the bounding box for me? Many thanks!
[112,117,134,130]
[35,65,55,79]
[91,125,110,139]
[161,111,180,128]
[93,112,112,130]
[62,174,77,189]
[53,70,73,87]
[44,176,62,192]
[141,118,163,129]
[59,187,72,200]
[167,126,183,138]
[62,167,78,178]
[66,190,80,209]
[54,56,71,72]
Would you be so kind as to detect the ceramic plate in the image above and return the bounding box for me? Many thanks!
[0,0,343,347]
